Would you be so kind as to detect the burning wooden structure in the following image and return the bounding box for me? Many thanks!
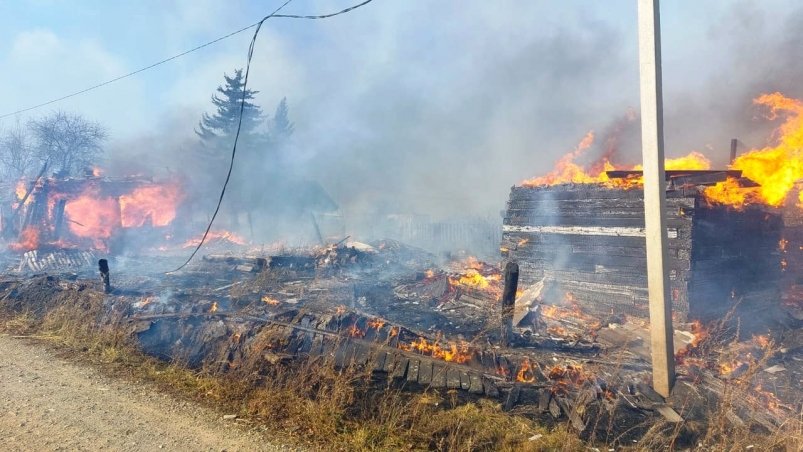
[501,171,783,322]
[5,173,182,253]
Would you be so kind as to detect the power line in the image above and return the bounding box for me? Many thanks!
[169,0,375,273]
[0,0,374,120]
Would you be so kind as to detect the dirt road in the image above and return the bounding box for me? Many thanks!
[0,335,294,451]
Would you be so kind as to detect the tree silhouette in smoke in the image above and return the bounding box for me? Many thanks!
[195,69,265,147]
[192,69,308,237]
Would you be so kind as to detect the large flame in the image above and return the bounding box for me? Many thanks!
[521,131,711,189]
[119,183,183,228]
[9,227,40,251]
[705,92,803,208]
[9,174,185,253]
[64,187,121,249]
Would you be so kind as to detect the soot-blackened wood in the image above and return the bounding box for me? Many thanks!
[504,184,781,321]
[98,259,111,293]
[500,262,519,345]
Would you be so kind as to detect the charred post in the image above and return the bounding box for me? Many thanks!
[98,259,111,293]
[500,261,519,345]
[730,138,738,163]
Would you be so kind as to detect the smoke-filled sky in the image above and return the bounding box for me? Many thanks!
[2,0,802,218]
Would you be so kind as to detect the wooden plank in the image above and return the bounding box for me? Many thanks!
[446,368,461,389]
[468,374,484,394]
[417,360,433,386]
[382,352,396,373]
[372,350,387,372]
[333,341,350,368]
[460,372,471,391]
[391,357,409,380]
[504,385,521,411]
[431,364,447,388]
[483,378,500,398]
[406,359,420,384]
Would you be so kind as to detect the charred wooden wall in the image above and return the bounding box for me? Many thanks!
[501,184,781,321]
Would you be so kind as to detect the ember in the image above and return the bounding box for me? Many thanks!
[261,295,280,305]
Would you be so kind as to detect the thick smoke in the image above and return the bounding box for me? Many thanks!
[68,1,803,247]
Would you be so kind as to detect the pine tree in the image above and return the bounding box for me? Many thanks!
[195,69,264,144]
[269,97,294,143]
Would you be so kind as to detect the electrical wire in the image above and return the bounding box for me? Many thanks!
[0,0,374,120]
[168,0,374,273]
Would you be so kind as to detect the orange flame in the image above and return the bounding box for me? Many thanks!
[367,318,386,330]
[209,301,218,313]
[64,187,121,250]
[706,93,803,208]
[261,295,280,306]
[521,131,711,189]
[400,337,472,364]
[119,183,183,228]
[516,358,537,383]
[346,324,365,338]
[9,227,40,251]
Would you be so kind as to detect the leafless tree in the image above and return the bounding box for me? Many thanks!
[28,111,107,176]
[0,120,38,180]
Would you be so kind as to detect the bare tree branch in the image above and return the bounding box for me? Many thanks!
[28,111,107,177]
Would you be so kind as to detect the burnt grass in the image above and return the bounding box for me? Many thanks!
[0,274,800,451]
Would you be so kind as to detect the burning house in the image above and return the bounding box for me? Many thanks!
[5,170,183,259]
[501,172,783,322]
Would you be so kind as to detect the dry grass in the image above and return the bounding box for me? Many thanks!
[0,278,800,451]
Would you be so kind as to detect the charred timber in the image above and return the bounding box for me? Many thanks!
[502,184,782,321]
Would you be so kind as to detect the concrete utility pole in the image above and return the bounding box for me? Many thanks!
[637,0,675,397]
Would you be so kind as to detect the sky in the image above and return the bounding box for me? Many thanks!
[1,0,802,218]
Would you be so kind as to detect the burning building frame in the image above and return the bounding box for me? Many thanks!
[5,170,183,254]
[501,170,783,323]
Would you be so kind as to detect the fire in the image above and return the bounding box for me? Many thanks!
[454,269,493,289]
[538,294,602,332]
[399,337,472,364]
[347,324,365,338]
[706,92,803,208]
[119,183,182,228]
[424,269,435,279]
[633,151,711,171]
[14,180,30,205]
[9,227,40,251]
[752,334,771,349]
[688,320,709,348]
[261,295,280,306]
[367,318,385,330]
[336,305,346,316]
[181,230,245,248]
[64,187,121,248]
[517,238,529,246]
[91,167,102,177]
[547,364,590,395]
[209,301,218,313]
[447,257,504,299]
[521,131,711,189]
[521,132,604,187]
[718,360,747,377]
[516,358,537,383]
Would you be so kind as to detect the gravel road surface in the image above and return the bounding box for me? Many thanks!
[0,335,295,451]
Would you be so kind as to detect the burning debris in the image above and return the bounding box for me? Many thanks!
[5,172,183,254]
